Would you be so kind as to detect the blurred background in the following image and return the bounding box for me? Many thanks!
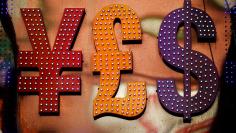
[0,0,234,133]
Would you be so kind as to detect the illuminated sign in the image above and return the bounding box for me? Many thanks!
[14,1,219,123]
[91,4,147,119]
[17,8,84,114]
[157,0,218,122]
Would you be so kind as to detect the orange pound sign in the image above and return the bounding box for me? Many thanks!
[92,4,147,119]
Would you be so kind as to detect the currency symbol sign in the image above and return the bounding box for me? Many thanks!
[18,8,84,114]
[157,0,219,122]
[92,4,147,119]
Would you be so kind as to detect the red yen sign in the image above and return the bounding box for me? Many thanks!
[17,8,84,115]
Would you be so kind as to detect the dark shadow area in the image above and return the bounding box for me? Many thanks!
[19,67,39,71]
[93,69,133,75]
[39,111,60,116]
[0,0,19,132]
[122,40,142,45]
[210,5,236,133]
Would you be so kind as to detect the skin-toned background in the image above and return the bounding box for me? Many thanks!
[0,0,230,132]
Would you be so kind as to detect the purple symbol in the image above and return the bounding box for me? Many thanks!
[157,0,219,122]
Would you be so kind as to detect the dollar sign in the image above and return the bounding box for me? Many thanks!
[92,4,146,119]
[157,0,219,122]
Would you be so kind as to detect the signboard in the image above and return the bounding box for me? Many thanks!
[0,0,233,133]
